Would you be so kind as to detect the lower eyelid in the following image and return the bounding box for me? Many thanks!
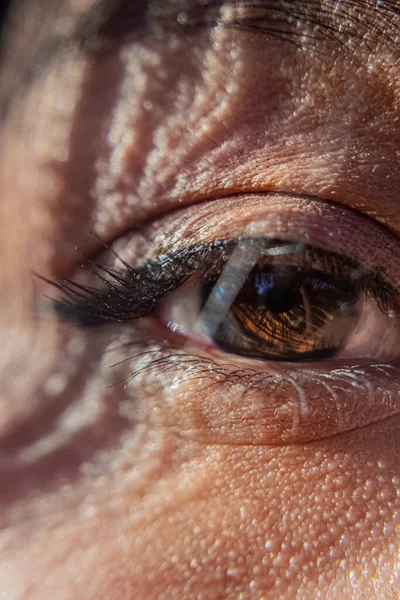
[171,361,400,445]
[105,329,400,446]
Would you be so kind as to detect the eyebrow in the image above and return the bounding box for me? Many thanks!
[0,0,399,119]
[89,0,400,49]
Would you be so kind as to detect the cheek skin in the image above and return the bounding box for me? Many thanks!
[1,415,398,599]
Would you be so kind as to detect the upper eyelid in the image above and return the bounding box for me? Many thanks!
[3,5,398,262]
[42,233,400,328]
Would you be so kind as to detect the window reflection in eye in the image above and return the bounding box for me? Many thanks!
[161,238,399,362]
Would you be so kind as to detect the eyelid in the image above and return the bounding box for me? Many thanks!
[44,193,400,334]
[54,193,400,306]
[134,195,400,289]
[102,331,400,446]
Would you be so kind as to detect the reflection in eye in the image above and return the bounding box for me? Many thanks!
[47,232,400,365]
[162,238,400,362]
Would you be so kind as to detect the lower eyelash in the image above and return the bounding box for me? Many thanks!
[105,332,390,397]
[102,328,400,445]
[107,339,221,388]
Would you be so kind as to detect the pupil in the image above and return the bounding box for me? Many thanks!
[254,272,299,314]
[260,284,298,314]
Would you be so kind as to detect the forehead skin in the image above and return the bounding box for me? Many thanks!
[0,1,399,600]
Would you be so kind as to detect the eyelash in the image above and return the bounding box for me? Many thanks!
[42,235,400,330]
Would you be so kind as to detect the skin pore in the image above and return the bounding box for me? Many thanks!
[0,1,399,598]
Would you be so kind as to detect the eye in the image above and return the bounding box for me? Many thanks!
[160,237,400,362]
[46,195,400,446]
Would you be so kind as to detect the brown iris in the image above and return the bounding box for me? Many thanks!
[204,265,361,360]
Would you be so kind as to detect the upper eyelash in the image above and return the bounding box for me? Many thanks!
[39,236,400,327]
[39,239,235,326]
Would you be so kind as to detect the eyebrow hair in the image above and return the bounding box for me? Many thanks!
[76,0,400,55]
[92,0,400,48]
[0,0,399,119]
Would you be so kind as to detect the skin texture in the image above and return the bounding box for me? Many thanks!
[0,1,399,599]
